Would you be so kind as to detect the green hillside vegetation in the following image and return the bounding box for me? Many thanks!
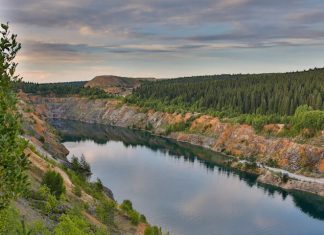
[14,81,114,99]
[0,23,29,209]
[129,70,323,115]
[127,69,324,135]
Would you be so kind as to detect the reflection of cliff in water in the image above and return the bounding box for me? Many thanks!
[51,119,324,221]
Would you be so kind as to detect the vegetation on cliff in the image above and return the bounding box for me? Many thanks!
[14,81,114,99]
[0,23,29,209]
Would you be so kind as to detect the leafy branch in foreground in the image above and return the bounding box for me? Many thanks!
[0,22,29,209]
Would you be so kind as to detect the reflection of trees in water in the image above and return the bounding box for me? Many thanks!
[51,119,324,221]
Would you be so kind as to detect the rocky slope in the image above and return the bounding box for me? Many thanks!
[16,93,157,235]
[24,95,324,195]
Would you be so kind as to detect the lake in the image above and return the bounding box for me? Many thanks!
[52,119,324,235]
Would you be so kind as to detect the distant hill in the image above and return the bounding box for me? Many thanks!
[85,75,155,95]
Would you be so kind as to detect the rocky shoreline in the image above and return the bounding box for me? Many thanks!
[24,94,324,197]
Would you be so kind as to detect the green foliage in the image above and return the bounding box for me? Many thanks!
[144,225,163,235]
[95,199,116,226]
[0,206,22,234]
[70,154,92,180]
[37,185,60,214]
[54,211,109,235]
[42,171,66,199]
[28,221,51,235]
[165,121,188,135]
[73,185,82,197]
[120,200,143,225]
[267,158,278,168]
[39,135,45,143]
[129,69,324,116]
[93,178,104,192]
[120,200,133,212]
[14,81,114,99]
[0,22,29,209]
[292,105,324,132]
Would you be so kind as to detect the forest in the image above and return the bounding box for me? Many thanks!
[128,68,324,116]
[14,81,113,99]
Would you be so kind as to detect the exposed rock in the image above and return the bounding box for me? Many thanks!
[25,95,324,177]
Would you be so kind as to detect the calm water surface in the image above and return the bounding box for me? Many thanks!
[52,120,324,235]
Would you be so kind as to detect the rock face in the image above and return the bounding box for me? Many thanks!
[26,95,324,177]
[18,93,69,158]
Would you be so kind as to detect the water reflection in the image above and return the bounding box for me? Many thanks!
[51,119,324,233]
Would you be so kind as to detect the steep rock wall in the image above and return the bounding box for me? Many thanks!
[26,95,324,177]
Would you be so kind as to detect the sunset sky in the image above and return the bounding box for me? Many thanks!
[1,0,324,82]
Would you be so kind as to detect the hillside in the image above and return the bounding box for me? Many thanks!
[0,95,164,235]
[85,75,155,95]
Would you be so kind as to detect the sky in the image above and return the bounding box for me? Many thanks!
[1,0,324,83]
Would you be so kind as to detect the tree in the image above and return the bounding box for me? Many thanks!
[0,23,29,209]
[42,171,66,199]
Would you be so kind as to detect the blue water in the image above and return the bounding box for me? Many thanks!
[53,120,324,235]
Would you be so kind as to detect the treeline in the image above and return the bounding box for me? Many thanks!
[14,81,113,99]
[128,68,324,116]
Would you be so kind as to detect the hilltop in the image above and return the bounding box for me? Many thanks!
[85,75,155,96]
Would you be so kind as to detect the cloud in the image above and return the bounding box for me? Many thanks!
[2,0,324,82]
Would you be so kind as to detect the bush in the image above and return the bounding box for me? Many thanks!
[128,210,140,225]
[267,158,278,167]
[120,200,133,212]
[39,135,45,143]
[37,185,60,214]
[96,200,116,226]
[42,171,66,199]
[70,155,92,180]
[73,185,82,197]
[55,213,92,235]
[281,173,289,183]
[292,105,324,132]
[120,199,143,225]
[144,226,163,235]
[0,207,22,235]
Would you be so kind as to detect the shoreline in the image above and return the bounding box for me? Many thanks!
[50,117,324,197]
[24,95,324,197]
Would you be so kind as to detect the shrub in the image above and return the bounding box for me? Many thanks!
[39,135,45,143]
[120,200,133,212]
[55,213,92,235]
[73,185,82,197]
[144,226,163,235]
[267,158,278,168]
[93,178,104,192]
[292,105,324,132]
[281,173,289,183]
[120,199,143,225]
[128,210,140,225]
[96,200,116,226]
[37,185,60,214]
[0,207,21,235]
[42,171,66,199]
[70,155,92,180]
